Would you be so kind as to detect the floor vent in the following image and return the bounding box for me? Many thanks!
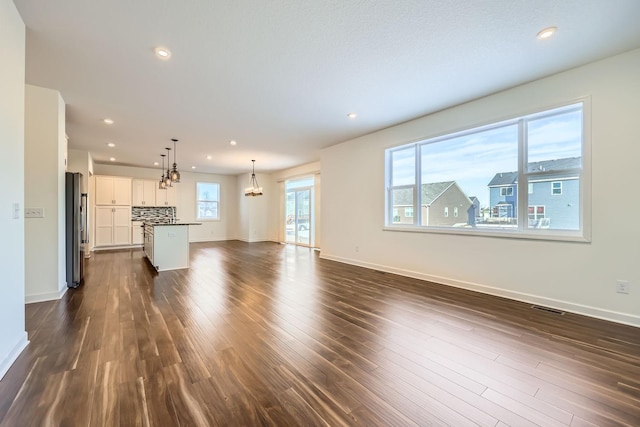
[531,305,565,315]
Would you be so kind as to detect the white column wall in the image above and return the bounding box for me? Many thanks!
[24,85,67,303]
[0,0,28,379]
[320,49,640,327]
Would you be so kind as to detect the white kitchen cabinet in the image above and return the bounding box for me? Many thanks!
[155,185,177,206]
[95,176,132,205]
[143,225,154,263]
[132,179,156,206]
[95,206,131,246]
[132,221,144,245]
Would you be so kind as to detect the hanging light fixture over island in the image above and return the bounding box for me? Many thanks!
[158,154,167,189]
[244,160,263,197]
[170,138,181,183]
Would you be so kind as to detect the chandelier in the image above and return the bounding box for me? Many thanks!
[244,160,263,197]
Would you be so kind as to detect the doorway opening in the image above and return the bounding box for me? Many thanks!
[285,177,314,246]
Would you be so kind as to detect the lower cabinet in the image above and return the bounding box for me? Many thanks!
[132,221,144,245]
[95,206,131,246]
[143,225,154,266]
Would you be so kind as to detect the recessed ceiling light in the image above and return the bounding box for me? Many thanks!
[153,162,159,166]
[191,166,197,169]
[109,157,116,162]
[154,46,172,60]
[347,112,357,119]
[536,27,557,40]
[206,155,213,160]
[230,140,237,146]
[106,142,115,148]
[103,118,114,125]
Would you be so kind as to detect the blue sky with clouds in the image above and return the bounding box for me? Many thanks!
[391,106,582,208]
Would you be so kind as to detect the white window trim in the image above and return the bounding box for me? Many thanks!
[384,97,591,243]
[551,181,563,195]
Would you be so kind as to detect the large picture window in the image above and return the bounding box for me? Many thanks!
[385,101,589,240]
[196,182,220,220]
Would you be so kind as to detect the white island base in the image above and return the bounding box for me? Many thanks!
[144,224,190,271]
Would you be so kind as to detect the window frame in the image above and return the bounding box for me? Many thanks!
[384,98,591,242]
[500,187,514,197]
[196,182,220,221]
[551,181,562,195]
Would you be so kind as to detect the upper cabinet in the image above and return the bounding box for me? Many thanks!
[95,176,132,205]
[132,179,157,206]
[156,185,177,207]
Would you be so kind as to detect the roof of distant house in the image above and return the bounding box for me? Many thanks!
[488,157,581,187]
[394,181,467,206]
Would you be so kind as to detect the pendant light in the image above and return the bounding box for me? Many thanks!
[170,138,181,183]
[159,154,167,190]
[244,160,263,196]
[164,147,173,187]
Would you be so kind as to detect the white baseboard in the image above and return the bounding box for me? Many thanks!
[0,332,29,380]
[320,253,640,328]
[237,237,277,243]
[25,286,68,304]
[189,237,234,243]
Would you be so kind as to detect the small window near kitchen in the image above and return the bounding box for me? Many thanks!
[552,181,562,195]
[196,182,220,220]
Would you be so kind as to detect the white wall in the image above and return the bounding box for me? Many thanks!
[237,172,273,242]
[24,85,67,303]
[93,164,239,242]
[321,48,640,327]
[0,0,28,379]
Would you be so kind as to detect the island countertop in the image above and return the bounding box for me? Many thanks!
[143,222,202,226]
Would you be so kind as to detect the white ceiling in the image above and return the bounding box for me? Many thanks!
[14,0,640,175]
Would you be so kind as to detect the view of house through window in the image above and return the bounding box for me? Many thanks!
[285,177,314,246]
[196,182,220,220]
[386,102,586,238]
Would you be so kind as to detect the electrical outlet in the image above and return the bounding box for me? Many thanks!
[24,207,45,218]
[616,280,630,294]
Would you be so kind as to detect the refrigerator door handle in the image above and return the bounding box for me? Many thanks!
[81,193,89,244]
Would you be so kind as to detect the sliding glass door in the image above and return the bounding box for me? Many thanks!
[285,177,314,246]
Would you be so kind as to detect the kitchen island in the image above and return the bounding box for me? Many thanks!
[143,222,200,271]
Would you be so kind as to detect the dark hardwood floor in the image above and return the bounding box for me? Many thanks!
[1,241,639,426]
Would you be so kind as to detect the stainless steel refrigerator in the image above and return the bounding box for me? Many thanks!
[65,172,88,288]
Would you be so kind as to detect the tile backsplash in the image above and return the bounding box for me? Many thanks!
[132,206,176,223]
